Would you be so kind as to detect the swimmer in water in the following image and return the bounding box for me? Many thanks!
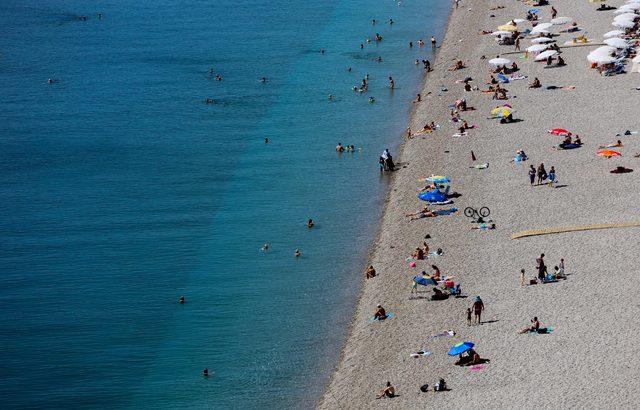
[204,98,215,104]
[320,49,325,54]
[368,97,375,103]
[336,142,344,152]
[388,77,395,89]
[179,296,185,304]
[264,137,269,144]
[203,368,209,377]
[294,249,301,257]
[214,75,222,81]
[260,77,268,83]
[307,219,314,228]
[328,94,333,101]
[47,78,54,84]
[261,243,269,252]
[347,67,352,72]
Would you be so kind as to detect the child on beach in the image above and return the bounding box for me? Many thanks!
[466,308,472,326]
[520,269,525,286]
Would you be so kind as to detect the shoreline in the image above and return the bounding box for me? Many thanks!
[317,1,464,406]
[320,0,640,407]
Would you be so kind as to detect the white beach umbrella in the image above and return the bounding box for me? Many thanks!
[527,44,549,53]
[604,37,631,48]
[587,54,618,64]
[531,37,554,43]
[530,27,551,35]
[491,30,513,36]
[550,17,573,25]
[590,45,617,56]
[603,30,625,38]
[613,20,635,28]
[535,50,558,61]
[616,4,640,12]
[534,22,553,30]
[506,18,526,24]
[614,12,639,19]
[488,57,512,65]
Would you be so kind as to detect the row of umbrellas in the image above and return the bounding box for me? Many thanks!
[587,0,639,65]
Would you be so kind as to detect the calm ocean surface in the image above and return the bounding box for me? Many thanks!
[0,0,448,408]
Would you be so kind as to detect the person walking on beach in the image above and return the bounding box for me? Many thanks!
[472,296,484,325]
[515,37,520,51]
[559,258,565,276]
[536,163,547,185]
[551,6,557,19]
[548,166,556,187]
[528,165,536,186]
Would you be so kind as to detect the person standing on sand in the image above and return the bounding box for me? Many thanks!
[536,253,546,281]
[548,166,556,187]
[551,6,557,19]
[520,268,526,286]
[473,296,484,325]
[466,307,472,326]
[515,37,520,51]
[529,165,536,186]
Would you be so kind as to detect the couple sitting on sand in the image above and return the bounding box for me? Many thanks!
[454,349,487,366]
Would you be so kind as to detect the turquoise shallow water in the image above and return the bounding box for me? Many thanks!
[0,0,448,408]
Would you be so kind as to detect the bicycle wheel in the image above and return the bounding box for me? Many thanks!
[464,207,475,218]
[479,207,490,218]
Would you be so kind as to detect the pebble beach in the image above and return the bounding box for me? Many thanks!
[321,0,640,407]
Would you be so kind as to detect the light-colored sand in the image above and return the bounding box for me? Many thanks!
[320,0,640,408]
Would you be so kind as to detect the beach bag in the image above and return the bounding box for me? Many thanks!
[420,384,429,393]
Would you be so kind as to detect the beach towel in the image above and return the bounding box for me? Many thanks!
[508,75,528,81]
[469,364,485,372]
[497,73,509,83]
[470,163,489,169]
[434,208,458,216]
[430,330,456,339]
[368,313,396,323]
[410,350,431,358]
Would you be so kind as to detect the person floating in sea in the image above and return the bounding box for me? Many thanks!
[294,249,301,257]
[179,296,185,304]
[203,368,209,377]
[260,77,268,83]
[264,137,269,144]
[261,243,269,252]
[336,142,344,152]
[307,219,314,229]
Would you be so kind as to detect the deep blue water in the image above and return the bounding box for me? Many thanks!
[0,0,448,408]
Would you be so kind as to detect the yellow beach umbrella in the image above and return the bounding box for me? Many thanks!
[491,106,513,118]
[497,24,517,31]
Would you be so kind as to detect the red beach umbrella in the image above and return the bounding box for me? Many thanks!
[548,128,572,136]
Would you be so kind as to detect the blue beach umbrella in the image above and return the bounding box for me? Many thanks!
[448,341,474,356]
[413,276,437,286]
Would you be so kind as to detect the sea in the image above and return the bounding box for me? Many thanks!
[0,0,449,408]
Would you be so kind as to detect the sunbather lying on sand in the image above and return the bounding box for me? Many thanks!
[406,206,437,220]
[599,140,622,149]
